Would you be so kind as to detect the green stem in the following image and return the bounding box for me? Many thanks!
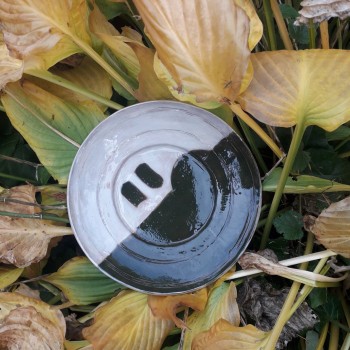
[309,20,316,49]
[329,323,339,350]
[238,119,268,173]
[230,104,283,158]
[263,0,277,50]
[340,332,350,350]
[260,123,305,249]
[0,210,70,224]
[316,323,329,350]
[25,70,124,110]
[0,172,38,184]
[264,232,313,350]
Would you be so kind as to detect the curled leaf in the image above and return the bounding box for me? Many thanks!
[134,0,260,104]
[239,50,350,131]
[83,290,174,350]
[310,196,350,258]
[295,0,350,25]
[192,320,268,350]
[148,288,208,329]
[183,282,240,350]
[0,292,65,350]
[43,257,124,305]
[238,252,346,287]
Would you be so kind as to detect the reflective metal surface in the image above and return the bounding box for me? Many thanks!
[68,101,261,294]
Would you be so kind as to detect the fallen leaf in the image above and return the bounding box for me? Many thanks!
[0,267,23,289]
[238,251,346,287]
[134,0,261,104]
[0,292,66,333]
[0,0,92,71]
[238,50,350,131]
[310,196,350,258]
[148,288,208,329]
[43,257,124,305]
[192,319,269,350]
[2,80,105,183]
[0,185,72,267]
[0,307,64,350]
[83,290,174,350]
[183,282,240,350]
[295,0,350,25]
[0,34,23,90]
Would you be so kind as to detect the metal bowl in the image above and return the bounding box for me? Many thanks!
[67,101,261,294]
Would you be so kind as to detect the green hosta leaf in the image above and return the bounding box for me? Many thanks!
[263,168,350,193]
[306,331,319,350]
[273,210,304,240]
[43,257,124,305]
[0,267,24,289]
[1,80,105,184]
[95,0,129,20]
[326,125,350,141]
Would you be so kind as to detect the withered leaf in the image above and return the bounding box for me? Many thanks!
[310,196,350,258]
[148,288,208,329]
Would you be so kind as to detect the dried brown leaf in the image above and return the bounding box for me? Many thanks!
[295,0,350,24]
[0,292,65,350]
[310,196,350,258]
[0,185,72,267]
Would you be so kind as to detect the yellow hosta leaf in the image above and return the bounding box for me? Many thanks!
[0,185,72,267]
[0,0,92,70]
[0,292,65,350]
[83,290,174,350]
[148,288,208,329]
[131,45,173,101]
[89,2,139,80]
[183,282,240,350]
[0,267,23,289]
[0,35,23,89]
[29,56,113,111]
[239,50,350,131]
[310,196,350,258]
[134,0,258,104]
[192,320,268,350]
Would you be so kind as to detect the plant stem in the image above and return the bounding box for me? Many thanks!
[270,0,294,50]
[0,104,5,112]
[329,323,339,350]
[340,332,350,350]
[263,232,314,349]
[0,210,70,224]
[308,20,316,49]
[320,21,330,49]
[230,104,283,158]
[227,249,336,281]
[238,118,268,173]
[260,122,305,249]
[26,70,124,110]
[316,323,329,350]
[263,0,277,50]
[71,35,135,97]
[0,172,38,184]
